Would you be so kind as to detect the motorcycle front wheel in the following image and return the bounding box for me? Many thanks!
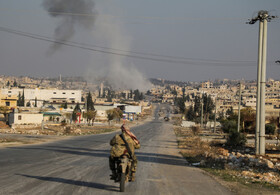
[120,173,126,192]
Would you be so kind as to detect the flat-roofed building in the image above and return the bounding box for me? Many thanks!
[1,88,81,107]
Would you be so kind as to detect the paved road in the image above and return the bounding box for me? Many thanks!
[0,106,233,195]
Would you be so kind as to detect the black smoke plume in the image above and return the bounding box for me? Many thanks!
[42,0,96,52]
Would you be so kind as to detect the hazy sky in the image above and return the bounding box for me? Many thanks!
[0,0,279,83]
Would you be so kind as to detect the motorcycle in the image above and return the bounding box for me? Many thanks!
[115,155,133,192]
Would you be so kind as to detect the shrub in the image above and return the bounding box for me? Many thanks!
[191,126,201,136]
[64,126,72,134]
[61,119,67,126]
[221,120,237,133]
[226,130,247,148]
[265,124,276,135]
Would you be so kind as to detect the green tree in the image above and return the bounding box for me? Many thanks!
[185,106,195,121]
[265,124,276,135]
[202,94,215,122]
[0,106,10,122]
[83,110,97,126]
[86,92,95,111]
[13,80,18,87]
[17,93,21,106]
[34,97,37,107]
[226,130,247,148]
[221,120,237,133]
[133,89,141,101]
[186,94,190,102]
[193,96,201,115]
[72,103,81,122]
[106,108,123,123]
[106,89,112,102]
[175,97,186,113]
[21,90,25,107]
[106,109,115,121]
[240,107,255,132]
[182,87,186,100]
[139,92,144,100]
[226,107,234,117]
[26,102,31,107]
[171,87,177,96]
[17,91,25,107]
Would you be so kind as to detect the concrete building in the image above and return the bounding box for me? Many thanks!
[201,81,213,89]
[122,105,142,120]
[8,112,43,125]
[0,92,17,108]
[1,88,82,107]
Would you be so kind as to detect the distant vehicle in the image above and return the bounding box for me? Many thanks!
[47,105,56,110]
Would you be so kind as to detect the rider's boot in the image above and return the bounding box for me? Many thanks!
[110,170,117,180]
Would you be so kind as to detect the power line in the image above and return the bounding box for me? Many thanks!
[0,26,263,67]
[0,8,251,21]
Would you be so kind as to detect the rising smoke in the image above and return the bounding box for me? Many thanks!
[42,0,96,52]
[85,13,152,92]
[43,0,151,91]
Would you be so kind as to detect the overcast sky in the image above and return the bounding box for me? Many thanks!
[0,0,279,84]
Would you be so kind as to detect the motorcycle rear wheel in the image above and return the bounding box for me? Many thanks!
[120,173,126,192]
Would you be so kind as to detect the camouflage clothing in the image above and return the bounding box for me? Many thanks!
[109,132,140,172]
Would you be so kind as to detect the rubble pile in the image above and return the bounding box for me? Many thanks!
[175,127,280,189]
[198,147,280,186]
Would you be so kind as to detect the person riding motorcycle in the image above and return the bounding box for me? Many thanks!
[109,124,140,182]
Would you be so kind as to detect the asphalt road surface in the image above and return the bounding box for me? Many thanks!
[0,106,233,195]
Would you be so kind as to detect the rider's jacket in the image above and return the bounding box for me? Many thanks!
[110,132,140,158]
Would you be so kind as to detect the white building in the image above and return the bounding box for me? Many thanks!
[9,112,43,125]
[1,88,82,107]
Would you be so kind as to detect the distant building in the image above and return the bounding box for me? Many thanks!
[1,88,82,108]
[201,81,213,89]
[122,105,142,120]
[0,90,18,108]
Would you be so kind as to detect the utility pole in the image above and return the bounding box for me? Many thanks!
[214,96,217,133]
[237,82,242,132]
[255,19,263,154]
[259,16,267,155]
[201,93,204,128]
[247,11,277,155]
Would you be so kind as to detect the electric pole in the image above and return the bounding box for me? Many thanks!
[214,96,217,133]
[247,10,277,155]
[201,93,204,128]
[237,82,242,132]
[255,18,263,155]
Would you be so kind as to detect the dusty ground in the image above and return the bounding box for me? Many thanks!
[174,125,280,195]
[0,134,70,148]
[0,116,151,148]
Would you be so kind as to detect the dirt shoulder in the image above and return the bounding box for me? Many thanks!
[0,133,71,148]
[173,125,280,195]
